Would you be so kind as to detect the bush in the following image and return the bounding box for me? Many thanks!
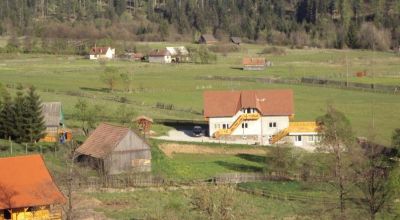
[290,31,310,48]
[267,30,288,45]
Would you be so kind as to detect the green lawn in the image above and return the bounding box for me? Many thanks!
[150,140,266,181]
[0,45,399,145]
[88,186,341,220]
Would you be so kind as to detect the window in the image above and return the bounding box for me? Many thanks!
[316,136,322,142]
[295,135,302,142]
[242,123,248,128]
[223,124,226,129]
[308,136,315,142]
[269,122,277,128]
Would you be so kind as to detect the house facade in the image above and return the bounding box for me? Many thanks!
[89,47,115,60]
[166,46,190,62]
[75,123,151,175]
[203,90,319,147]
[0,155,65,220]
[148,50,172,64]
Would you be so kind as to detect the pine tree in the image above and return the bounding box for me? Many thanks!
[24,86,45,143]
[12,88,26,143]
[0,93,14,140]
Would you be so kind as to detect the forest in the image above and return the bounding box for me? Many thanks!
[0,0,399,51]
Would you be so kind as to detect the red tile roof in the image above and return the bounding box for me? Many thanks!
[242,57,266,66]
[75,123,130,159]
[203,89,294,117]
[90,47,110,55]
[0,155,66,209]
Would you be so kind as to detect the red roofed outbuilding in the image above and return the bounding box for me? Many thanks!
[0,155,65,220]
[242,57,267,70]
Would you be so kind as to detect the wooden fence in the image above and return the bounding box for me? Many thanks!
[198,75,400,95]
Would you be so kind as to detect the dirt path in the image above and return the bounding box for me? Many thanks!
[159,143,267,157]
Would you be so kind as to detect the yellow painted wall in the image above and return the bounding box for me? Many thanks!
[1,206,62,220]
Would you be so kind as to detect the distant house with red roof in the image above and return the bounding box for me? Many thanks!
[148,49,172,64]
[203,89,319,147]
[89,46,115,60]
[0,155,65,220]
[242,57,267,70]
[75,123,151,175]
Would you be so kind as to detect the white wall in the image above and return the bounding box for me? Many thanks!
[149,56,172,64]
[208,109,289,138]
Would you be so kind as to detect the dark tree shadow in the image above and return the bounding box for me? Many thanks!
[236,153,266,164]
[230,67,243,70]
[215,161,263,172]
[80,87,110,93]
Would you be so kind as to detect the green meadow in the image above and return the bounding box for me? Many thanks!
[0,44,399,145]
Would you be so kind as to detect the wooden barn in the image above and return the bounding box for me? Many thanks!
[230,36,242,45]
[75,123,151,175]
[198,34,218,44]
[41,102,72,143]
[0,155,65,220]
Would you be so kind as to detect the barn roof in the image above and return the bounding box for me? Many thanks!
[200,34,217,43]
[90,47,111,55]
[135,115,154,123]
[149,49,170,57]
[203,89,294,117]
[230,37,242,44]
[0,155,66,209]
[242,57,266,66]
[41,102,63,127]
[76,123,130,158]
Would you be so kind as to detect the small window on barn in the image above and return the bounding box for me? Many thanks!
[223,124,226,129]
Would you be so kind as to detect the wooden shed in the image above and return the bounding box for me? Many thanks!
[230,37,242,45]
[40,102,72,143]
[75,123,151,175]
[198,34,218,44]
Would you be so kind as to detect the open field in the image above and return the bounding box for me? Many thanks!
[0,44,399,144]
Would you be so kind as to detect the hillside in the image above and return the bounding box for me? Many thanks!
[0,0,399,51]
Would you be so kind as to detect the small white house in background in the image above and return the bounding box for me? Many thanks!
[166,46,190,62]
[203,89,320,148]
[148,49,172,64]
[89,46,115,60]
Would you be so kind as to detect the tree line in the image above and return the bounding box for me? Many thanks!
[0,0,398,51]
[0,84,46,143]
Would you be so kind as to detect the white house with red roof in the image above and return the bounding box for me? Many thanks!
[89,46,115,60]
[203,89,320,147]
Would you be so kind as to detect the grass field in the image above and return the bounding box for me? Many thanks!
[0,44,399,144]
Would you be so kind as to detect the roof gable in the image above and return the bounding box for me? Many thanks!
[76,123,130,158]
[200,34,217,42]
[90,47,111,55]
[204,89,294,117]
[0,155,66,209]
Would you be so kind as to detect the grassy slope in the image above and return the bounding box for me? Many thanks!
[0,45,399,145]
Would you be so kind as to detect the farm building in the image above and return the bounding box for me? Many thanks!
[122,52,144,61]
[203,89,319,147]
[166,46,190,62]
[230,37,242,45]
[41,102,71,143]
[148,49,172,64]
[75,123,151,175]
[198,34,218,44]
[242,57,267,71]
[89,46,115,60]
[0,155,65,220]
